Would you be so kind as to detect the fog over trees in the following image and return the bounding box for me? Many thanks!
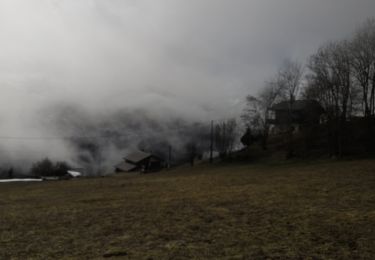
[0,1,375,174]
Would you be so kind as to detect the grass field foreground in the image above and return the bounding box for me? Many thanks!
[0,160,374,259]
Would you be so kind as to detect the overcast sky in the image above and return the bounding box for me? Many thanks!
[0,0,374,128]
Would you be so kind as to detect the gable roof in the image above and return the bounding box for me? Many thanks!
[115,161,137,172]
[124,151,152,163]
[271,100,324,112]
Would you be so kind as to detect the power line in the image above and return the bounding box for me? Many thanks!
[0,133,142,141]
[0,121,217,142]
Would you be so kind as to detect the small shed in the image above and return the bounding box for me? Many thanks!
[115,151,164,173]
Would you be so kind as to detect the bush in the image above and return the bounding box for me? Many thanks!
[30,158,71,177]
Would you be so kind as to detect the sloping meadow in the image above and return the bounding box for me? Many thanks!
[0,159,374,258]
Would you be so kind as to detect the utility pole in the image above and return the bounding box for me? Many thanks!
[223,121,227,157]
[210,120,214,164]
[168,145,172,168]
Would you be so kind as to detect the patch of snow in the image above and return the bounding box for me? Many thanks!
[0,179,43,183]
[67,171,82,177]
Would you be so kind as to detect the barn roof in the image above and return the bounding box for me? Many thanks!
[271,100,324,112]
[124,151,152,163]
[115,161,137,172]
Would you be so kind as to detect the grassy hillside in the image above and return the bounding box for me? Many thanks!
[0,160,374,259]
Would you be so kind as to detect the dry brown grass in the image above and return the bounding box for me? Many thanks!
[0,159,374,259]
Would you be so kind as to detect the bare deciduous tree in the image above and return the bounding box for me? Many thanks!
[215,118,238,157]
[278,59,304,102]
[350,18,375,117]
[277,59,304,157]
[306,41,355,157]
[241,78,283,149]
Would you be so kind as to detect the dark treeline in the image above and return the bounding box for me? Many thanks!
[0,158,76,179]
[242,18,375,158]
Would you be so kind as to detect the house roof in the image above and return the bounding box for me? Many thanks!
[271,100,324,112]
[124,151,153,163]
[115,161,137,172]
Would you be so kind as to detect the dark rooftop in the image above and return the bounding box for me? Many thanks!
[124,151,152,163]
[115,161,137,172]
[271,100,324,112]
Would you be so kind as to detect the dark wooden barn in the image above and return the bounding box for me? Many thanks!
[115,151,164,173]
[267,100,325,132]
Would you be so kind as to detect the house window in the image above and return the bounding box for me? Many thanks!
[268,111,276,120]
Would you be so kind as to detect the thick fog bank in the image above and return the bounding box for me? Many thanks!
[0,103,220,175]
